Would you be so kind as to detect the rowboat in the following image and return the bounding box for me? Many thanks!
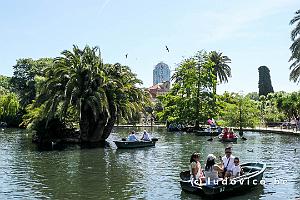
[179,162,266,197]
[218,133,238,142]
[114,138,158,149]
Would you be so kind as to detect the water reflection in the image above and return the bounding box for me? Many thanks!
[0,128,299,199]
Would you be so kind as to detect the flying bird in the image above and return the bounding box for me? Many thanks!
[165,45,169,52]
[125,53,128,59]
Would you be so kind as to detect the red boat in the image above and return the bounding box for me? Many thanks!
[218,129,238,142]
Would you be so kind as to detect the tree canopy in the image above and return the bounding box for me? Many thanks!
[31,45,148,144]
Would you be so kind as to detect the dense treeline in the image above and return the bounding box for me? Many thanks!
[153,48,300,128]
[1,12,300,147]
[0,45,149,146]
[2,47,300,133]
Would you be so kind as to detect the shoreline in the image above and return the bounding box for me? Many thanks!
[113,124,300,136]
[234,127,300,136]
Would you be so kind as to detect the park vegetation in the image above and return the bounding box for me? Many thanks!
[1,8,300,147]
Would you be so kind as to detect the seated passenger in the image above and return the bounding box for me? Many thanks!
[141,130,151,141]
[217,126,222,134]
[127,131,138,141]
[222,131,229,139]
[190,152,205,184]
[222,127,229,138]
[222,147,235,178]
[231,157,244,178]
[229,129,235,138]
[204,154,223,185]
[222,127,229,133]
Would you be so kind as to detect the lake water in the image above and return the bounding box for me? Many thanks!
[0,127,299,199]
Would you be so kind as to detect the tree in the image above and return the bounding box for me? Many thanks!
[209,51,232,96]
[10,58,53,107]
[0,75,11,93]
[0,93,20,126]
[289,9,300,83]
[35,45,147,144]
[246,92,259,101]
[221,94,260,128]
[258,66,274,96]
[157,50,215,128]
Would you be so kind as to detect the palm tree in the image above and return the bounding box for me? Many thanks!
[209,51,232,96]
[289,9,300,83]
[101,63,147,139]
[37,45,147,144]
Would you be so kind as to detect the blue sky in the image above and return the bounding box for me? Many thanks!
[0,0,300,94]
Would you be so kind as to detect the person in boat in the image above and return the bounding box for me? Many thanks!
[204,154,223,185]
[222,127,229,139]
[141,130,151,141]
[217,126,222,134]
[221,147,235,178]
[190,152,205,184]
[127,131,138,141]
[207,119,212,125]
[211,118,216,128]
[231,157,244,178]
[228,128,235,139]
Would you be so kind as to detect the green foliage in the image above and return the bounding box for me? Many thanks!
[0,75,11,93]
[33,117,68,142]
[208,51,231,96]
[221,95,260,128]
[0,93,19,117]
[0,92,20,126]
[258,66,274,96]
[271,91,300,120]
[246,92,259,101]
[157,50,216,127]
[289,9,300,83]
[20,102,45,129]
[10,58,53,107]
[29,45,148,142]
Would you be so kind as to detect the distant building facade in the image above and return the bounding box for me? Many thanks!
[148,81,170,100]
[153,62,170,85]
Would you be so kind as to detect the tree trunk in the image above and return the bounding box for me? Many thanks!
[80,107,107,145]
[79,94,117,146]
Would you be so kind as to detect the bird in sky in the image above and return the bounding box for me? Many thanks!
[125,53,128,59]
[165,45,169,52]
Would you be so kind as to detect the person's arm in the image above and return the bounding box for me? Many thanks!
[190,162,198,178]
[240,167,244,175]
[213,165,224,172]
[192,167,198,177]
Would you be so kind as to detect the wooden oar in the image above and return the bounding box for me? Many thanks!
[239,129,247,140]
[241,136,247,140]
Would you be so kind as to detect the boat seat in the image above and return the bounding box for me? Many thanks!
[242,166,261,172]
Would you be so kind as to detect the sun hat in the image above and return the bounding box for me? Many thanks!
[207,154,216,161]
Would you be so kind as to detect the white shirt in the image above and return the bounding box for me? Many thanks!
[222,155,235,171]
[232,165,241,177]
[141,132,150,141]
[128,134,138,141]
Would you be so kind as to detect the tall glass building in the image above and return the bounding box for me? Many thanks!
[153,62,170,85]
